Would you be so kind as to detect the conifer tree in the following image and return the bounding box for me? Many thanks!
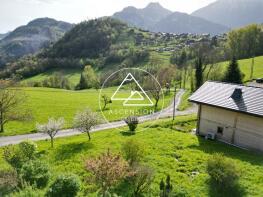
[195,57,203,90]
[224,57,243,84]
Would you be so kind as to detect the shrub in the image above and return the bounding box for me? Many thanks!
[10,185,44,197]
[20,160,50,188]
[3,146,24,171]
[18,141,37,160]
[0,169,18,196]
[124,116,139,133]
[128,165,154,196]
[47,174,81,197]
[160,175,173,197]
[86,150,129,196]
[121,139,145,166]
[207,153,239,189]
[3,141,37,171]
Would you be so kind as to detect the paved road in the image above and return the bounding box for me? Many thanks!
[0,89,197,147]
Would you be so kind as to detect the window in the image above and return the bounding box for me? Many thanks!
[217,127,224,135]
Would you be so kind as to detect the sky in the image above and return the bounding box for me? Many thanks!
[0,0,216,33]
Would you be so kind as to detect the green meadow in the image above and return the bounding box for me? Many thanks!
[2,87,172,136]
[1,116,263,196]
[21,68,82,86]
[218,55,263,81]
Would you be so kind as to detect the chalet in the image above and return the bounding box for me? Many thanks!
[189,81,263,151]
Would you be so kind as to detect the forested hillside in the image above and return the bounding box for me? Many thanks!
[0,18,72,65]
[1,18,263,92]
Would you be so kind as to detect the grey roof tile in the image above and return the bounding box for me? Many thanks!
[189,81,263,117]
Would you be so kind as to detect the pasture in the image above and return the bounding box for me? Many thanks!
[2,87,171,136]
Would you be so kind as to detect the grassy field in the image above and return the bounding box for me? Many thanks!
[217,55,263,81]
[1,115,263,196]
[2,87,172,136]
[21,68,82,86]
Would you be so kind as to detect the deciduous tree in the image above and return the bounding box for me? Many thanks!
[0,83,32,133]
[36,118,64,148]
[73,108,102,140]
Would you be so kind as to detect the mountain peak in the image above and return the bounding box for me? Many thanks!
[145,2,163,9]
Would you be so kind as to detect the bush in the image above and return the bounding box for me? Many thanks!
[128,165,154,196]
[3,141,37,171]
[160,175,173,197]
[121,139,145,166]
[47,174,81,197]
[18,141,37,160]
[0,169,18,196]
[20,160,50,188]
[10,185,44,197]
[86,150,129,196]
[207,153,239,188]
[124,116,139,133]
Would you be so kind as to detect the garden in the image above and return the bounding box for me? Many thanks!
[1,115,263,196]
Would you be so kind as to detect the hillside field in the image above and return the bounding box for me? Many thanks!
[218,55,263,81]
[2,87,172,136]
[1,116,263,196]
[21,68,82,86]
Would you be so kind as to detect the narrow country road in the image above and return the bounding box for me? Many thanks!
[0,89,197,147]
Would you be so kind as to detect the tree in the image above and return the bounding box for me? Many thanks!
[244,25,261,79]
[77,65,99,90]
[36,118,64,148]
[156,65,176,93]
[224,57,243,84]
[101,94,112,110]
[73,108,102,140]
[227,24,262,79]
[195,57,203,89]
[144,77,162,110]
[86,150,129,196]
[0,84,32,133]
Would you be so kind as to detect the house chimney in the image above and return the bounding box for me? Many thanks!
[231,88,242,100]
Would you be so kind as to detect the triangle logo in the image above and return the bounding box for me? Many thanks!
[111,73,154,107]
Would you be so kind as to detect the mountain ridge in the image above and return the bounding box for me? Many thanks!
[192,0,263,28]
[0,17,73,65]
[113,2,172,30]
[113,2,228,34]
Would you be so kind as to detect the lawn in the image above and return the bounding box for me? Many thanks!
[1,115,263,196]
[2,87,172,136]
[21,68,82,86]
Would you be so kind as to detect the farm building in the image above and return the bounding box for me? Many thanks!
[189,81,263,151]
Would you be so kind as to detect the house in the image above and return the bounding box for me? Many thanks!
[189,81,263,151]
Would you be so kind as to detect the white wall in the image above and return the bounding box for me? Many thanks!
[199,105,263,151]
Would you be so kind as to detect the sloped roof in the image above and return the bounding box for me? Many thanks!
[189,81,263,117]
